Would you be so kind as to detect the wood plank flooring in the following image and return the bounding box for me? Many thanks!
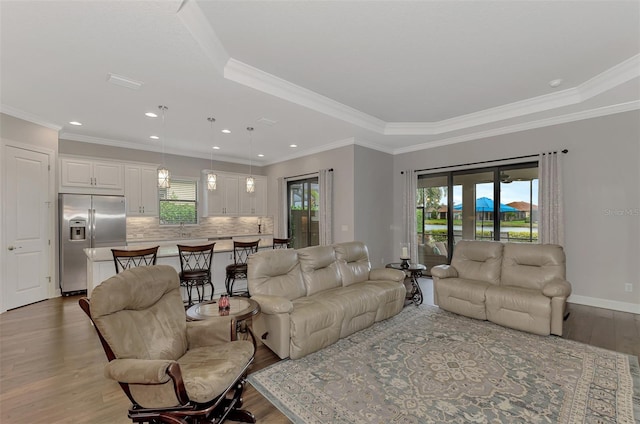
[1,290,638,424]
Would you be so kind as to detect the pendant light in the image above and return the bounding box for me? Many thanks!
[246,126,255,193]
[206,117,217,191]
[157,105,170,188]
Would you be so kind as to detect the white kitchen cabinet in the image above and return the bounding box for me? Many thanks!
[239,176,267,215]
[201,172,239,216]
[60,156,124,194]
[125,164,158,216]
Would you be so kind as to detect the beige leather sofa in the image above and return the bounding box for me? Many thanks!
[431,240,571,336]
[247,241,406,359]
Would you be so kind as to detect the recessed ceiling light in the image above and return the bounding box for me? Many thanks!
[549,78,563,88]
[149,135,159,140]
[289,144,298,148]
[213,146,220,150]
[145,112,158,118]
[221,129,231,134]
[69,121,82,126]
[258,154,265,157]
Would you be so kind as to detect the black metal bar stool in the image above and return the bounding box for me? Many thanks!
[272,238,291,249]
[111,246,159,274]
[178,243,216,307]
[225,240,259,296]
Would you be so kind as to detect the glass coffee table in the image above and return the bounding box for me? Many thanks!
[186,297,260,340]
[385,262,426,306]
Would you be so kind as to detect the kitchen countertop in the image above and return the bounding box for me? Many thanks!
[126,233,270,244]
[84,237,273,262]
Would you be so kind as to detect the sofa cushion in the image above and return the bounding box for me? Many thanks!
[289,296,343,359]
[334,241,371,286]
[310,285,379,338]
[450,240,503,285]
[358,281,406,321]
[485,285,551,336]
[247,249,306,300]
[501,243,566,291]
[297,245,342,296]
[434,277,490,320]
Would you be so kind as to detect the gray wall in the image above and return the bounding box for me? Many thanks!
[353,145,395,267]
[1,114,58,151]
[263,144,394,267]
[393,111,640,312]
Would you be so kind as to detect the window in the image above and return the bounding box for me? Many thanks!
[417,163,538,262]
[287,177,319,249]
[159,178,198,225]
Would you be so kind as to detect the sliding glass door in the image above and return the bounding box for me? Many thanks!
[287,178,319,249]
[416,174,450,270]
[417,162,538,265]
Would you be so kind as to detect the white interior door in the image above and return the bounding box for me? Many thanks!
[3,146,51,310]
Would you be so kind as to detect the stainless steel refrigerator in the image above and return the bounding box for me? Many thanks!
[59,194,126,294]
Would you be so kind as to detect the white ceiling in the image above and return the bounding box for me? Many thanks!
[1,0,639,166]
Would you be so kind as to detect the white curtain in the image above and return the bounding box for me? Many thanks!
[403,169,418,262]
[277,176,288,238]
[538,152,564,245]
[319,168,333,245]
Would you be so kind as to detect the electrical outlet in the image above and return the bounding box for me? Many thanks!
[625,283,633,292]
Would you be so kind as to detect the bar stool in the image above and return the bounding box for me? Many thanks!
[272,238,291,249]
[111,246,159,274]
[225,240,259,296]
[178,243,215,307]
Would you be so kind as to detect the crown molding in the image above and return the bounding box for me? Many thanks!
[393,101,640,155]
[180,7,639,137]
[353,138,395,155]
[224,59,387,133]
[261,137,357,166]
[385,55,640,136]
[60,132,257,166]
[177,0,229,75]
[385,87,584,135]
[1,105,62,131]
[579,54,640,101]
[222,53,638,137]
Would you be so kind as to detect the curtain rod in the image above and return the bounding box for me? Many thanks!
[284,168,333,180]
[406,149,568,174]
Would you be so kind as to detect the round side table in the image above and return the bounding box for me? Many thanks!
[385,262,426,305]
[186,297,260,340]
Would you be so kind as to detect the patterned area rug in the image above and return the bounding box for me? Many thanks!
[248,305,640,423]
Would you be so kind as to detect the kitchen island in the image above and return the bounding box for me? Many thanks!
[84,236,273,298]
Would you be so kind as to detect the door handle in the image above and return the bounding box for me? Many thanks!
[7,245,21,251]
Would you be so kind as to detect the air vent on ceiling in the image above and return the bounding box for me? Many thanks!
[257,117,277,126]
[106,73,143,90]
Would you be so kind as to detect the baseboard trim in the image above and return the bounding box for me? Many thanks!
[568,295,640,314]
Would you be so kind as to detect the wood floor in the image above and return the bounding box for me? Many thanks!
[1,291,638,424]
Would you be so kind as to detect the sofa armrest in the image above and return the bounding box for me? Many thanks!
[431,265,458,279]
[251,294,294,314]
[104,358,174,384]
[369,268,406,283]
[542,279,572,298]
[187,318,233,348]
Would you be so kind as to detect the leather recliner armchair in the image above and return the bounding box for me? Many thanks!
[79,265,256,423]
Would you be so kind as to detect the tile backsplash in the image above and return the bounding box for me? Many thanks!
[127,216,274,241]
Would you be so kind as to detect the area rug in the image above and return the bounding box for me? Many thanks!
[248,305,640,423]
